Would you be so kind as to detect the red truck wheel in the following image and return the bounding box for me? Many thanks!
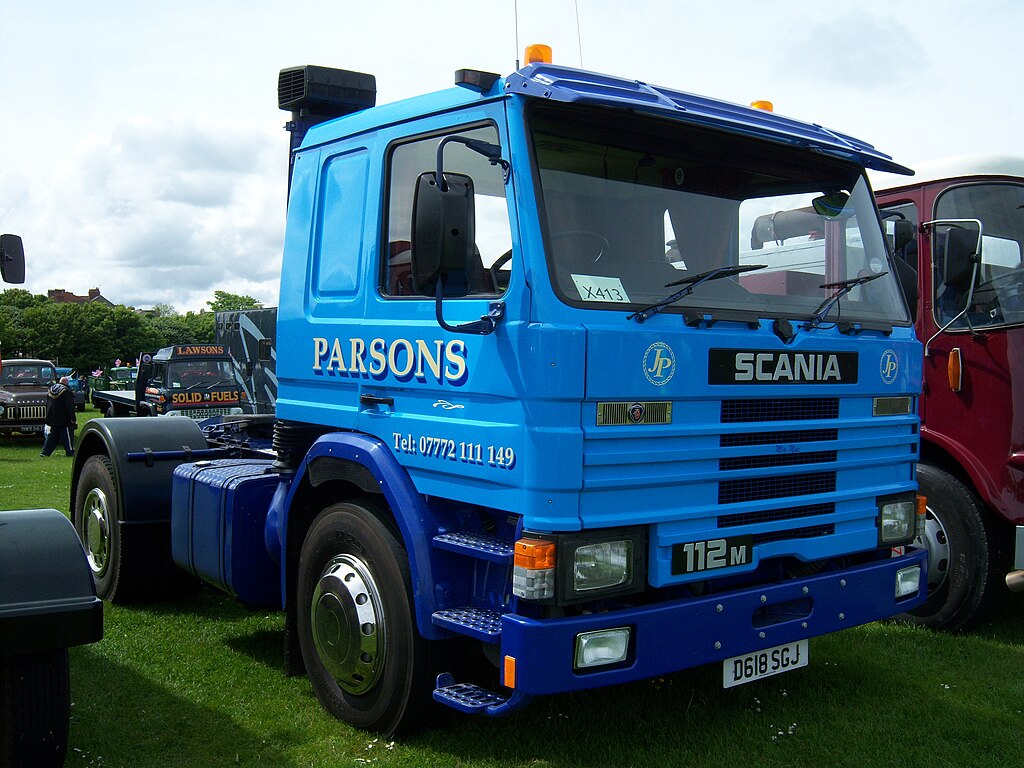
[0,649,70,768]
[901,463,1000,632]
[296,500,432,735]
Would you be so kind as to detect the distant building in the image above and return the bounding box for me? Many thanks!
[47,287,115,307]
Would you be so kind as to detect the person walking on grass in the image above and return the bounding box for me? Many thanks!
[41,375,77,457]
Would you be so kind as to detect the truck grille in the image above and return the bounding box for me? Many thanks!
[583,390,917,587]
[8,405,45,421]
[718,502,834,529]
[718,471,836,505]
[721,397,839,423]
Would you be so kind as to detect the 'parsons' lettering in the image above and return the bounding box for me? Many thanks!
[735,352,843,382]
[313,337,468,384]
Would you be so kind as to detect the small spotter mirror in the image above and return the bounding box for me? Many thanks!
[812,192,850,218]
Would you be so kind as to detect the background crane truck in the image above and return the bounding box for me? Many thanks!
[874,156,1024,631]
[69,53,928,735]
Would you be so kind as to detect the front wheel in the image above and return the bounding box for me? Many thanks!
[901,464,1001,632]
[296,500,431,735]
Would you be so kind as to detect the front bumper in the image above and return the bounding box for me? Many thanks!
[500,547,926,695]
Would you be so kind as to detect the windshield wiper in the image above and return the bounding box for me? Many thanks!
[205,379,234,390]
[804,272,887,330]
[626,265,766,324]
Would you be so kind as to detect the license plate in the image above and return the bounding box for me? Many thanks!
[21,425,44,432]
[723,639,808,688]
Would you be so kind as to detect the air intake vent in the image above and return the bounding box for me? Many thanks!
[721,398,839,424]
[720,428,838,448]
[718,471,836,505]
[719,450,837,472]
[277,65,376,117]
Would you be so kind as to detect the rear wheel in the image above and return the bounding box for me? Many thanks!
[74,456,139,602]
[0,649,70,768]
[901,464,1001,632]
[296,500,431,735]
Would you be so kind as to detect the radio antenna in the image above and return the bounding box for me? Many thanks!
[575,0,584,67]
[514,0,521,69]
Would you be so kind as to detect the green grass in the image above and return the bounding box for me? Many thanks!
[3,412,1023,767]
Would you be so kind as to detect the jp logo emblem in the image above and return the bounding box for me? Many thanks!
[880,349,899,385]
[643,342,676,386]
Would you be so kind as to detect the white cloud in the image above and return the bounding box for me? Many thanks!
[6,115,284,311]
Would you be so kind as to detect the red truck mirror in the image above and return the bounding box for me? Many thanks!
[941,224,982,289]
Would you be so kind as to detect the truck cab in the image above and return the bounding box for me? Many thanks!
[93,344,246,419]
[70,59,927,735]
[876,156,1024,630]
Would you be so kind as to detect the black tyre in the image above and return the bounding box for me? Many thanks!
[901,464,1000,632]
[0,649,71,768]
[296,500,431,735]
[73,455,141,602]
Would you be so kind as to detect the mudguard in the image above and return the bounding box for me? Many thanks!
[70,417,207,525]
[279,432,447,638]
[0,509,103,656]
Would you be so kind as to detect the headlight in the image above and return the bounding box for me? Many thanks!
[574,541,632,592]
[878,495,917,544]
[574,627,631,670]
[0,404,5,416]
[895,565,922,598]
[514,527,646,604]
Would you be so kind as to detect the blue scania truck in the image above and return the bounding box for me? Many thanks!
[69,53,927,734]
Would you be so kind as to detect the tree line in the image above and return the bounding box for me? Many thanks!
[0,289,261,373]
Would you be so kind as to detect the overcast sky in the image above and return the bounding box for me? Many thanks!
[1,1,1021,312]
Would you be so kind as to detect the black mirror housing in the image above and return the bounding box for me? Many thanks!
[0,234,26,284]
[943,226,979,288]
[411,172,476,295]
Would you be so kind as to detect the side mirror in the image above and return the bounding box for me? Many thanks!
[411,171,475,295]
[0,234,25,284]
[942,225,981,289]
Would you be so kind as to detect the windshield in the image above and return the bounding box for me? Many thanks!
[112,368,136,381]
[531,107,909,325]
[167,360,234,389]
[1,364,54,386]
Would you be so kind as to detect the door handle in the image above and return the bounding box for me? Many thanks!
[359,393,394,407]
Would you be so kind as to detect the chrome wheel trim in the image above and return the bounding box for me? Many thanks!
[310,554,386,695]
[914,505,950,591]
[82,487,112,577]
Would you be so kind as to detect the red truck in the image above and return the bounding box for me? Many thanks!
[875,156,1024,631]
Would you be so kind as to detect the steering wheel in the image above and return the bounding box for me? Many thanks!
[490,250,513,293]
[553,230,610,262]
[976,268,1024,291]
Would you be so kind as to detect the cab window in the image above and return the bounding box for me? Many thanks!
[383,125,512,297]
